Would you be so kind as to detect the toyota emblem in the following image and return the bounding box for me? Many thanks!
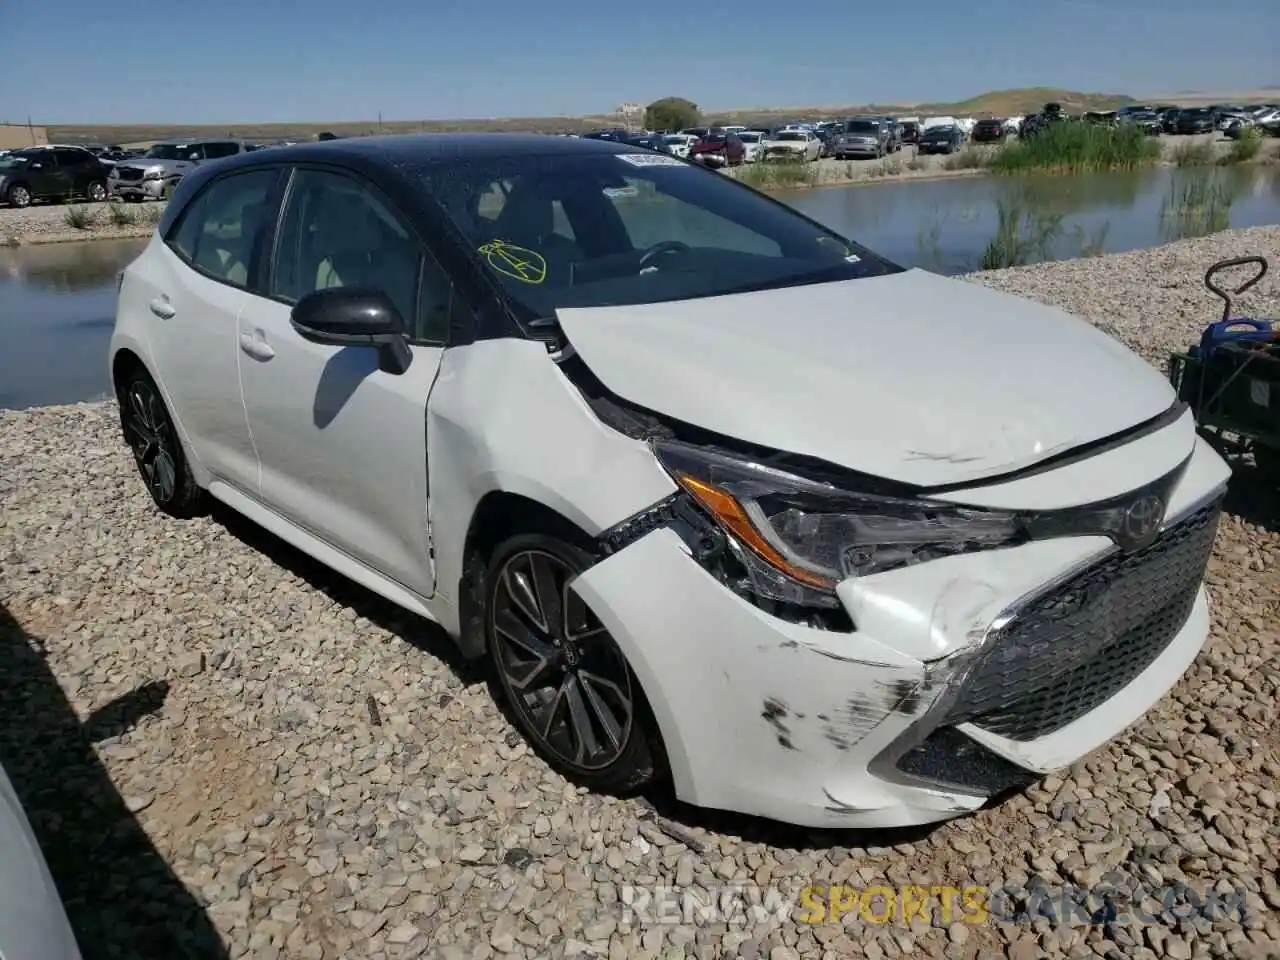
[1122,495,1165,546]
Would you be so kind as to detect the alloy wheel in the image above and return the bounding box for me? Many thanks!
[8,185,30,208]
[87,182,107,202]
[490,549,634,771]
[123,379,179,503]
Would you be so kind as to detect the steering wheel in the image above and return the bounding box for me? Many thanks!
[638,240,690,271]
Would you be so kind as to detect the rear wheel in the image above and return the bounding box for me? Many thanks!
[6,183,31,208]
[117,367,203,517]
[485,533,659,794]
[85,180,107,202]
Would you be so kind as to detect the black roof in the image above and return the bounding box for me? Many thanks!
[258,132,638,165]
[157,132,660,241]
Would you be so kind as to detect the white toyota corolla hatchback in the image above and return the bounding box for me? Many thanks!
[110,134,1229,828]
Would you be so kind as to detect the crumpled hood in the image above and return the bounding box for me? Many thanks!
[556,269,1177,488]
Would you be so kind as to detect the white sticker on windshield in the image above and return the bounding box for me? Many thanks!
[616,153,687,168]
[603,186,639,199]
[844,254,861,263]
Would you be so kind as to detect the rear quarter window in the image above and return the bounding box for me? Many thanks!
[166,169,281,288]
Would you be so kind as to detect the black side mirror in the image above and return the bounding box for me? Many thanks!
[290,287,412,375]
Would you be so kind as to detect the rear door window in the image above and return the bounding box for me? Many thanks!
[167,169,280,288]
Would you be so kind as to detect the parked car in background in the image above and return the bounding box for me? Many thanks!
[1020,113,1041,138]
[619,134,674,155]
[900,120,921,144]
[1214,106,1253,131]
[761,129,821,162]
[833,119,887,159]
[1115,110,1162,136]
[109,139,254,201]
[917,124,965,154]
[1174,108,1217,135]
[811,128,837,158]
[879,119,903,153]
[109,132,1233,830]
[1159,108,1183,134]
[736,130,765,162]
[0,146,112,207]
[1082,111,1119,126]
[582,129,631,142]
[970,118,1006,143]
[690,131,745,167]
[663,134,697,159]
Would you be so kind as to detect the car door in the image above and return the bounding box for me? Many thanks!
[236,165,455,597]
[126,167,283,492]
[25,150,67,200]
[51,148,97,197]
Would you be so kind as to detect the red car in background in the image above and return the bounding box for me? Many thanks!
[690,131,746,168]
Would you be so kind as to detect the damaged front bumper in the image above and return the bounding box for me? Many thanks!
[570,440,1227,829]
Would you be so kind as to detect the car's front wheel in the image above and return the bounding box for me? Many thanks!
[117,367,203,517]
[85,180,107,202]
[6,183,31,208]
[485,533,659,794]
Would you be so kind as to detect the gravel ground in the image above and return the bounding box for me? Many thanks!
[0,199,164,246]
[1,228,1279,960]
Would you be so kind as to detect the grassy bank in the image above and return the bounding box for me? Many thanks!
[986,123,1161,175]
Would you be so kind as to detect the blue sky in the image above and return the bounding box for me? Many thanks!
[2,0,1276,124]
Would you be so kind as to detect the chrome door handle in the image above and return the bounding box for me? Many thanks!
[148,297,175,319]
[239,332,275,360]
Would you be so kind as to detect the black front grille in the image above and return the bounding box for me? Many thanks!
[943,496,1222,741]
[114,167,144,182]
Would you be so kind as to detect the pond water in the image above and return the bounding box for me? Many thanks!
[1,165,1277,408]
[781,164,1280,274]
[0,237,147,409]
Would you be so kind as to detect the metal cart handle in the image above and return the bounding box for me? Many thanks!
[1205,256,1269,323]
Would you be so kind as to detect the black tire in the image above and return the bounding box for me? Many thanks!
[484,530,660,794]
[85,180,107,202]
[6,182,31,208]
[116,367,203,518]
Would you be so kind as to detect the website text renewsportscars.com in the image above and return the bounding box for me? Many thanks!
[615,879,1255,928]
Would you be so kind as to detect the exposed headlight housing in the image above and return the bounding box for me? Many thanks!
[651,439,1188,613]
[652,440,1024,608]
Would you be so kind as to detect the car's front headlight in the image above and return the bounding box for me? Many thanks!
[652,440,1024,607]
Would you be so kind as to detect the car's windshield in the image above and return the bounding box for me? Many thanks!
[844,121,877,133]
[738,132,762,143]
[146,144,193,160]
[774,132,807,142]
[420,151,899,323]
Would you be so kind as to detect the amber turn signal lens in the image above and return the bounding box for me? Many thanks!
[675,474,836,590]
